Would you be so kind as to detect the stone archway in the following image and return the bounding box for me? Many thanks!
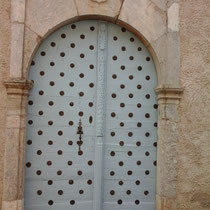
[2,1,183,210]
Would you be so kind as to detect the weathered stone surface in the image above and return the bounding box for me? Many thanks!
[0,0,10,208]
[151,34,167,64]
[168,3,179,32]
[11,0,25,23]
[166,32,180,85]
[6,116,21,129]
[149,34,167,84]
[2,200,16,210]
[151,0,167,11]
[2,199,23,210]
[157,104,179,197]
[158,61,167,84]
[118,0,166,44]
[168,0,180,8]
[6,96,22,116]
[91,0,107,3]
[156,195,177,210]
[75,0,123,20]
[25,0,78,37]
[3,127,21,201]
[10,23,24,78]
[23,26,42,78]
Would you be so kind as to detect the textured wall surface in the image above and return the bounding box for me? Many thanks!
[178,0,210,209]
[0,0,209,209]
[0,0,10,208]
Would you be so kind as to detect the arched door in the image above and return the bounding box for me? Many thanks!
[24,20,157,210]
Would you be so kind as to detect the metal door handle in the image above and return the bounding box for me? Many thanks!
[77,119,83,151]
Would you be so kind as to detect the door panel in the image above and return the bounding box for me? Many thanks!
[25,21,98,210]
[103,23,157,210]
[25,20,157,210]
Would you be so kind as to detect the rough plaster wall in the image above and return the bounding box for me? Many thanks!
[0,0,10,208]
[178,0,210,209]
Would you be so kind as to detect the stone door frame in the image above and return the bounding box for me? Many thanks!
[2,1,183,210]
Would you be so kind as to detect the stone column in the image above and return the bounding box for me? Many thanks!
[155,1,183,209]
[10,0,26,78]
[155,85,183,210]
[1,0,28,209]
[2,80,32,210]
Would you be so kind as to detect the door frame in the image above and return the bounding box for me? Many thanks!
[2,2,183,210]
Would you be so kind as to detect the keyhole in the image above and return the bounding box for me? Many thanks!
[89,116,93,124]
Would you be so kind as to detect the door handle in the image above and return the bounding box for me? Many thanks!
[77,119,83,153]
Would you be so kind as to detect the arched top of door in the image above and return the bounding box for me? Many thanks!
[24,10,166,86]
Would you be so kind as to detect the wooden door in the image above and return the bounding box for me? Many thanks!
[24,20,157,210]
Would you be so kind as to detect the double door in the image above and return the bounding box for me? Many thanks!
[24,20,157,210]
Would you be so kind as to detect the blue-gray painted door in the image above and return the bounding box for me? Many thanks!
[25,20,157,210]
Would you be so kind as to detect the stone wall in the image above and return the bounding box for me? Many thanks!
[0,0,209,209]
[0,0,10,208]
